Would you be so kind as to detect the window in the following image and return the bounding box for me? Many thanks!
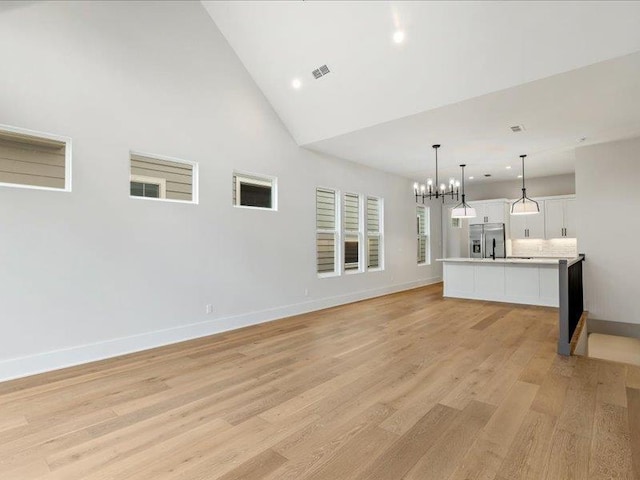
[233,172,277,210]
[0,124,71,192]
[316,188,384,277]
[367,196,383,270]
[417,205,430,265]
[316,187,338,276]
[130,176,165,198]
[343,192,362,272]
[130,152,197,203]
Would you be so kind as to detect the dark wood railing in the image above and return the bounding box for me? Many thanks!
[557,254,586,355]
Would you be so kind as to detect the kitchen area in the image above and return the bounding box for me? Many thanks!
[438,195,578,307]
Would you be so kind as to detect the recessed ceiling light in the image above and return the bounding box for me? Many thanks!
[291,78,302,89]
[468,176,474,180]
[393,31,405,44]
[517,174,523,178]
[506,166,512,169]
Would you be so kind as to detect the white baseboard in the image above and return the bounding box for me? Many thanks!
[0,277,441,383]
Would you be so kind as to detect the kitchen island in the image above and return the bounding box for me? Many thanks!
[437,257,571,307]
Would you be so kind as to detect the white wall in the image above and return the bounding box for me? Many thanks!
[576,137,640,324]
[466,173,575,201]
[0,1,442,381]
[441,204,470,258]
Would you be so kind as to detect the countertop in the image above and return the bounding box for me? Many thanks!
[436,257,574,265]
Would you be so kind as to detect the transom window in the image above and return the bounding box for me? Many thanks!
[0,124,71,192]
[129,152,197,203]
[233,172,277,210]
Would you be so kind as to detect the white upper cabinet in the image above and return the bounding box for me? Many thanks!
[508,200,546,239]
[485,202,506,224]
[526,203,546,238]
[564,199,577,238]
[544,199,564,239]
[509,213,528,239]
[544,197,576,238]
[472,195,575,240]
[468,200,508,225]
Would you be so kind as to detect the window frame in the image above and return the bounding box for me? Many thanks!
[366,196,384,272]
[316,186,341,278]
[233,171,278,211]
[343,191,363,274]
[130,174,167,199]
[0,123,72,193]
[417,205,431,266]
[129,150,199,204]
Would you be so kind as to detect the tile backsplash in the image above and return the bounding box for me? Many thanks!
[509,238,578,258]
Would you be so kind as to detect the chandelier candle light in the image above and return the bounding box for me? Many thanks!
[451,164,477,219]
[511,154,540,215]
[413,144,459,204]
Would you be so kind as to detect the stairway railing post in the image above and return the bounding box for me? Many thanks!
[558,259,571,355]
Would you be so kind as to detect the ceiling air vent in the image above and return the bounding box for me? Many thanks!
[312,64,330,79]
[510,125,525,133]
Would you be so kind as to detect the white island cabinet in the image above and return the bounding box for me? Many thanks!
[438,258,565,307]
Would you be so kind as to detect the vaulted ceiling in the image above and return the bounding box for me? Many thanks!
[204,1,640,181]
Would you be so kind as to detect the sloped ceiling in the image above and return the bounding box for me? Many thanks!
[204,1,640,180]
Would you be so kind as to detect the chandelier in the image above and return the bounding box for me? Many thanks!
[413,144,459,204]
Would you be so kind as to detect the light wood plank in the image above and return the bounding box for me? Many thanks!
[627,387,640,479]
[0,284,634,480]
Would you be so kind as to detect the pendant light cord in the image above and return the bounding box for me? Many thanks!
[434,145,439,193]
[457,164,468,210]
[462,165,466,213]
[521,154,527,199]
[511,153,540,214]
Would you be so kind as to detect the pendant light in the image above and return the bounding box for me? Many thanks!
[511,154,539,215]
[413,144,459,204]
[451,164,476,219]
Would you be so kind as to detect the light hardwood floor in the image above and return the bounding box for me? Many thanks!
[1,283,638,479]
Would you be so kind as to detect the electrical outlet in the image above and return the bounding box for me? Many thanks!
[206,304,213,314]
[304,288,309,297]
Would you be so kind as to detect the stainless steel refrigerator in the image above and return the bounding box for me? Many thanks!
[469,223,506,259]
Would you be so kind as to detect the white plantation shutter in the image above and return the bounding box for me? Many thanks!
[343,193,361,271]
[417,206,430,264]
[344,193,359,231]
[316,188,384,276]
[367,197,382,269]
[316,188,338,274]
